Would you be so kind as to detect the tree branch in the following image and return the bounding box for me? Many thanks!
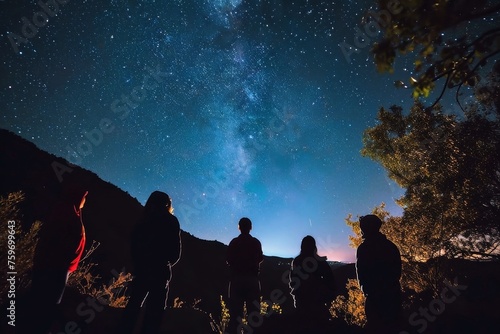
[455,48,500,111]
[463,250,500,260]
[427,74,451,111]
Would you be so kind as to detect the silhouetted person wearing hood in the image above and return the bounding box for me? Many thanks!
[356,214,402,333]
[19,182,88,334]
[117,191,181,334]
[226,217,263,334]
[289,235,336,330]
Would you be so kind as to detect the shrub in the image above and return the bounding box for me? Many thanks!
[213,295,283,333]
[330,279,366,327]
[67,240,133,308]
[0,191,41,304]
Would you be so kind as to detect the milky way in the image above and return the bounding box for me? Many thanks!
[0,0,419,261]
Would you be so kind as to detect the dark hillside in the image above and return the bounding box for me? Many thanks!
[0,129,233,315]
[3,129,498,333]
[0,129,325,317]
[0,128,142,275]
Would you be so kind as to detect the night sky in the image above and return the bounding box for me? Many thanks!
[0,0,419,262]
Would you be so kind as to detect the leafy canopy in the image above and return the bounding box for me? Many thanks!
[369,0,500,105]
[361,101,500,260]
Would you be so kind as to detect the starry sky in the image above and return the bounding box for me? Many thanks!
[0,0,420,262]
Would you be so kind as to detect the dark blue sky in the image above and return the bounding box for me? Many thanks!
[0,0,420,262]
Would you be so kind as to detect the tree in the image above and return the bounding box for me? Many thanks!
[354,0,500,307]
[345,203,455,295]
[368,0,500,107]
[361,101,500,261]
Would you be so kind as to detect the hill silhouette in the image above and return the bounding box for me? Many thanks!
[2,129,499,333]
[0,129,357,333]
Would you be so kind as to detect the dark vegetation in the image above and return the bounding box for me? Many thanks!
[0,128,359,333]
[2,2,500,332]
[1,124,499,334]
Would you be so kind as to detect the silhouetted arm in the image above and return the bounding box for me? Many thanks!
[317,260,336,302]
[169,217,182,266]
[256,239,264,265]
[389,242,402,283]
[226,239,236,267]
[289,259,298,294]
[319,260,335,287]
[356,245,372,295]
[171,229,181,267]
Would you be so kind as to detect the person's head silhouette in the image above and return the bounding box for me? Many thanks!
[59,181,88,216]
[145,191,173,215]
[359,214,383,237]
[300,235,317,256]
[238,217,252,234]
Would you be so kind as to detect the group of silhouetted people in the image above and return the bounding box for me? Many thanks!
[221,214,403,334]
[18,187,181,334]
[19,181,403,334]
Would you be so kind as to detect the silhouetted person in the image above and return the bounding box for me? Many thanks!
[356,215,402,333]
[117,191,181,334]
[289,235,336,330]
[19,183,88,334]
[226,217,263,334]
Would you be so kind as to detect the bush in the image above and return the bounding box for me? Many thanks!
[330,279,366,328]
[67,240,132,308]
[0,191,41,304]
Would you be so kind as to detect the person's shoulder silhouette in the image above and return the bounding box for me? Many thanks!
[227,217,263,276]
[355,214,402,333]
[20,180,88,334]
[356,214,401,294]
[116,190,181,334]
[289,235,336,330]
[290,236,335,307]
[33,182,88,272]
[225,217,263,334]
[131,191,181,271]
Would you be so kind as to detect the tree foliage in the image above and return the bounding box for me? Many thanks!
[361,101,500,261]
[346,204,457,295]
[369,0,500,104]
[345,2,500,316]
